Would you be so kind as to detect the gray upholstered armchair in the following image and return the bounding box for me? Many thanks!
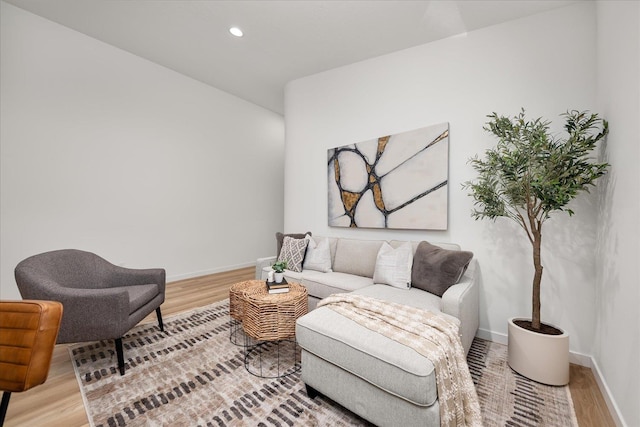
[14,249,165,375]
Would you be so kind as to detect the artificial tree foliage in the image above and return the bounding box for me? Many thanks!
[464,109,609,331]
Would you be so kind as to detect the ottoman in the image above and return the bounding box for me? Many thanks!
[295,286,457,427]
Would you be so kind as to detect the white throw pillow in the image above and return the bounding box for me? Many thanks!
[303,237,332,273]
[372,241,413,289]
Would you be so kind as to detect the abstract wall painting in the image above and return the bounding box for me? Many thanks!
[327,122,449,230]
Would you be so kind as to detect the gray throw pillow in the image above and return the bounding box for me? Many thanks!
[276,231,312,257]
[411,241,473,297]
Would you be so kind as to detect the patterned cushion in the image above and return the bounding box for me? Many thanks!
[277,235,310,273]
[276,231,312,257]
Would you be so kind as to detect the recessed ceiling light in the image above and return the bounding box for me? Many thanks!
[229,27,243,37]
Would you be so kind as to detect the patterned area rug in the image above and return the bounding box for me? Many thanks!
[69,299,578,427]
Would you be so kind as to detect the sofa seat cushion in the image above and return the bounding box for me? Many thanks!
[282,270,303,282]
[261,266,304,282]
[296,303,438,407]
[354,284,462,341]
[300,271,373,300]
[126,284,159,314]
[353,285,444,316]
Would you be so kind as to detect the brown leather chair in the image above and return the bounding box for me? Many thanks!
[0,300,63,427]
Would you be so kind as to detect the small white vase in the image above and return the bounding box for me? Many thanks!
[507,317,570,386]
[274,272,284,283]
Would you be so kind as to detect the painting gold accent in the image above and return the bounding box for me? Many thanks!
[377,136,390,158]
[342,191,361,213]
[372,182,385,211]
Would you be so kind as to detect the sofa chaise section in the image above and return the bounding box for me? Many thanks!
[256,235,479,426]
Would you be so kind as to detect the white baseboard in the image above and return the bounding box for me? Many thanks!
[569,350,592,368]
[476,328,507,345]
[476,328,591,367]
[590,357,626,427]
[166,261,256,283]
[476,328,626,426]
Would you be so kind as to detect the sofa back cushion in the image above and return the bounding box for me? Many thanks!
[332,238,384,278]
[390,240,460,254]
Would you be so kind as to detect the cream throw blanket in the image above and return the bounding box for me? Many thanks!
[318,293,482,427]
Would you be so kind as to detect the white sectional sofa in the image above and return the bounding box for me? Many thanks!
[255,235,479,427]
[255,235,479,352]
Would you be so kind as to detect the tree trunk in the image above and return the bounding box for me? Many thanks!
[531,228,543,330]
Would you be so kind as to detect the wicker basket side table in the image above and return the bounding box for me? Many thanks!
[242,282,308,341]
[242,282,308,378]
[228,279,264,345]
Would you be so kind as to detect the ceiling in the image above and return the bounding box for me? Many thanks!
[5,0,579,114]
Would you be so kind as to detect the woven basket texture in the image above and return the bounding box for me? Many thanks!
[229,279,265,321]
[242,281,308,341]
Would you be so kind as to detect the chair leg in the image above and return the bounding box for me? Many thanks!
[0,391,11,427]
[156,307,164,332]
[115,338,125,375]
[305,384,319,399]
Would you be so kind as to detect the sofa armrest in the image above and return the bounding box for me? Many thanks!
[255,256,276,279]
[440,259,479,354]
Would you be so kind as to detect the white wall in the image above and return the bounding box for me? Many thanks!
[285,3,600,354]
[0,2,285,300]
[285,2,640,422]
[595,2,640,426]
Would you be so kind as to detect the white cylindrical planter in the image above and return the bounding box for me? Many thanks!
[507,317,570,386]
[274,272,284,283]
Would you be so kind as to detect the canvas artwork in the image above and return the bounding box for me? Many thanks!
[327,122,449,230]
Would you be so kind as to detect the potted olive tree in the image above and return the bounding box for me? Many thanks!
[464,109,608,385]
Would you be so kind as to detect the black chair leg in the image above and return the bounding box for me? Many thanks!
[0,391,12,427]
[156,307,164,332]
[115,338,125,375]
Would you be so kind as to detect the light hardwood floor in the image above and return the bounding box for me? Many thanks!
[4,267,615,426]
